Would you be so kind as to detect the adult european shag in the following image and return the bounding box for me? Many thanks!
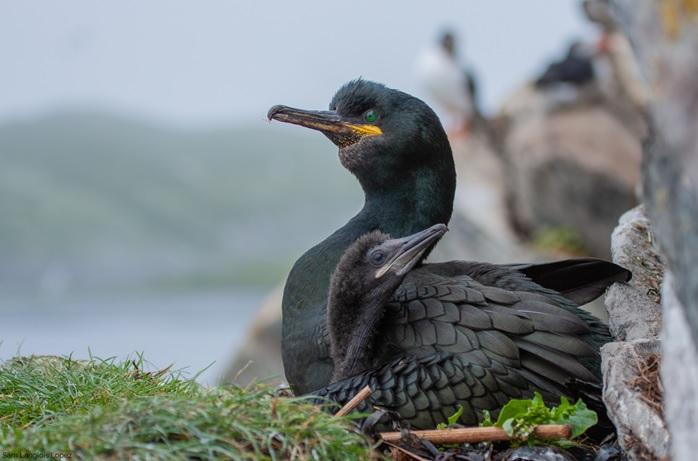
[268,80,630,404]
[269,80,456,394]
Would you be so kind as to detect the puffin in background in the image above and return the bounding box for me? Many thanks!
[415,30,479,138]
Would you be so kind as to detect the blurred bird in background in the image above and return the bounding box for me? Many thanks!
[415,30,480,138]
[533,40,597,107]
[535,41,595,89]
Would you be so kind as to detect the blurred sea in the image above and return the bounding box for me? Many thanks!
[0,290,264,385]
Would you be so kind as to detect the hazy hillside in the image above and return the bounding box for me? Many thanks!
[0,112,361,295]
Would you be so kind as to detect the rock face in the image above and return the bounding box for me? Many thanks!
[601,340,669,461]
[431,130,533,264]
[602,206,669,460]
[608,1,698,460]
[501,95,641,258]
[604,206,663,341]
[220,288,284,387]
[661,272,698,461]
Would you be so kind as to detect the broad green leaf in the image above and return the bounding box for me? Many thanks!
[485,393,598,444]
[553,399,597,438]
[494,398,534,426]
[502,418,516,437]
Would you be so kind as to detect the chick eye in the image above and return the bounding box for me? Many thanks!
[363,109,378,123]
[369,250,386,265]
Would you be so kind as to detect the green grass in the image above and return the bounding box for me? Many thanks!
[532,227,588,256]
[0,355,375,460]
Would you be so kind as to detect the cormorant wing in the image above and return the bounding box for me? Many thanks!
[312,268,609,430]
[505,258,631,306]
[313,351,539,430]
[420,259,630,307]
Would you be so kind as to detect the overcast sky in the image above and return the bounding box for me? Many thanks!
[1,1,595,127]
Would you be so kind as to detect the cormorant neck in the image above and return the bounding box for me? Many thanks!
[281,136,454,393]
[331,295,388,381]
[358,163,455,237]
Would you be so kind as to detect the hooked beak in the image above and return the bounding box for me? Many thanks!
[267,105,382,147]
[375,224,448,278]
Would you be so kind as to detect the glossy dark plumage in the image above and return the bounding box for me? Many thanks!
[269,80,630,418]
[278,80,455,394]
[327,230,401,382]
[327,225,448,383]
[316,254,626,429]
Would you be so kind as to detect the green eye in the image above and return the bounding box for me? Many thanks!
[363,109,378,123]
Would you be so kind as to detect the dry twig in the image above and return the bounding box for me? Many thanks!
[380,424,572,444]
[334,385,372,417]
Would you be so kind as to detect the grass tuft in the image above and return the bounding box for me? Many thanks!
[532,227,588,256]
[0,355,375,460]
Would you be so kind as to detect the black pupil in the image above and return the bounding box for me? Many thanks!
[372,251,384,263]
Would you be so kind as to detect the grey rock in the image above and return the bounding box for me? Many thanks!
[498,446,575,461]
[610,0,698,353]
[220,287,285,387]
[609,1,698,459]
[601,340,669,461]
[502,101,641,258]
[661,273,698,461]
[604,205,663,341]
[432,127,533,265]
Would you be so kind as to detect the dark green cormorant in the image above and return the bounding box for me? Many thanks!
[321,223,615,428]
[268,80,629,405]
[269,80,456,394]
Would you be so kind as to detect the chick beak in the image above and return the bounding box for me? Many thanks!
[375,224,449,278]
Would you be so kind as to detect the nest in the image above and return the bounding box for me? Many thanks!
[629,352,664,418]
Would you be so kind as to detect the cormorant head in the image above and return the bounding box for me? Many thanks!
[330,223,448,306]
[439,30,456,57]
[327,223,447,380]
[268,80,452,193]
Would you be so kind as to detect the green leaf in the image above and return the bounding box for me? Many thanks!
[552,399,597,438]
[480,410,494,427]
[502,418,516,437]
[494,398,535,426]
[437,405,465,429]
[486,393,598,445]
[447,405,464,426]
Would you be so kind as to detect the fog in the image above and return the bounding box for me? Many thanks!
[1,1,592,125]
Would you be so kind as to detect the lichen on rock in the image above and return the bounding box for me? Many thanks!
[604,205,664,341]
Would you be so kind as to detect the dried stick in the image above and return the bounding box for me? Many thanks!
[380,424,571,444]
[334,385,372,417]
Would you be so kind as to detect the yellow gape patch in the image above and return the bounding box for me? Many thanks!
[348,124,383,137]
